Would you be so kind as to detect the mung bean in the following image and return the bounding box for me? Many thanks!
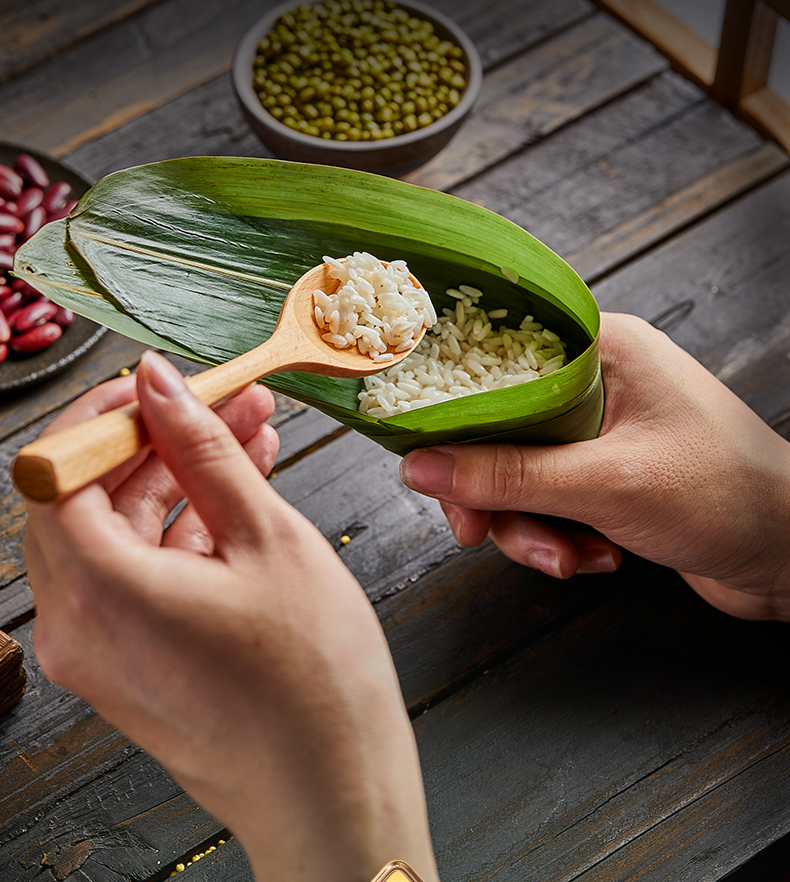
[253,0,467,141]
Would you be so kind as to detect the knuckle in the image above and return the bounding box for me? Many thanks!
[179,423,236,470]
[490,444,530,508]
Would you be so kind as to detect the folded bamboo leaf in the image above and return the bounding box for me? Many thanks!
[16,157,602,455]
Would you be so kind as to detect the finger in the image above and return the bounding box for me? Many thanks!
[566,526,622,575]
[439,501,491,547]
[24,483,146,609]
[489,511,580,579]
[135,351,283,556]
[38,373,153,494]
[162,504,213,554]
[111,384,280,543]
[400,440,611,526]
[163,423,280,554]
[42,374,137,436]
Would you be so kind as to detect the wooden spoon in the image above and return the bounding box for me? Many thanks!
[12,262,428,502]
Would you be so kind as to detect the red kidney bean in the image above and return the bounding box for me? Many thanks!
[53,306,75,328]
[16,187,43,218]
[0,233,16,250]
[14,154,50,189]
[11,299,58,333]
[22,205,47,241]
[0,165,24,200]
[0,213,24,234]
[41,181,72,213]
[0,284,11,298]
[20,282,44,300]
[9,322,62,353]
[4,202,18,215]
[0,310,10,343]
[47,198,80,221]
[10,279,26,291]
[0,291,23,315]
[0,252,13,272]
[0,343,7,363]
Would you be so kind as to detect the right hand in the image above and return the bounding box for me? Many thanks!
[401,313,790,621]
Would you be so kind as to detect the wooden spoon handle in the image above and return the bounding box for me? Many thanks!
[12,400,149,503]
[12,348,282,503]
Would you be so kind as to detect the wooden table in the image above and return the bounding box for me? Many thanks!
[2,2,790,880]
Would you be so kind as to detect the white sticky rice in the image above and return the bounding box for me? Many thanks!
[358,283,567,417]
[314,252,437,363]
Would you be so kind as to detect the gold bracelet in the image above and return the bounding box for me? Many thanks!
[370,860,425,882]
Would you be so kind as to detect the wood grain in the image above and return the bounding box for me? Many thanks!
[565,141,788,283]
[592,170,790,392]
[0,630,26,717]
[1,0,789,878]
[0,0,160,83]
[416,561,790,881]
[0,0,596,160]
[454,70,766,267]
[595,0,718,88]
[407,13,667,191]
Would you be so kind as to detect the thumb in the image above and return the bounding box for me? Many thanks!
[136,351,278,555]
[400,441,614,526]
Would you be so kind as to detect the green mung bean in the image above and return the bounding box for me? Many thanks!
[253,0,467,141]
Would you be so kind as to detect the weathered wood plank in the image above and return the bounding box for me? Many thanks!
[591,170,790,400]
[406,13,667,191]
[1,0,272,157]
[0,556,620,881]
[268,430,456,602]
[0,623,226,882]
[415,560,790,881]
[270,408,343,471]
[378,542,624,713]
[565,140,789,283]
[429,0,594,68]
[63,9,652,193]
[0,577,33,633]
[574,744,790,881]
[454,70,767,267]
[0,0,160,83]
[1,0,595,159]
[596,0,718,89]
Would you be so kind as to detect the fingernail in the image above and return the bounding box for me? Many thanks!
[443,506,463,543]
[400,448,454,496]
[526,548,564,579]
[587,547,620,573]
[139,351,188,399]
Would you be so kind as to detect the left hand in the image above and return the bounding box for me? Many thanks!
[22,352,439,882]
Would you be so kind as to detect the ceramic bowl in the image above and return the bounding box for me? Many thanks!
[232,0,482,177]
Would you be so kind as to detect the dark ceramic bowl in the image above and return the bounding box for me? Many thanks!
[232,0,482,177]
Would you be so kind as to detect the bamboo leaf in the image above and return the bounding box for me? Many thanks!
[16,157,602,454]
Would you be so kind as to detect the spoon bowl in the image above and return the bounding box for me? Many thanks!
[13,261,429,502]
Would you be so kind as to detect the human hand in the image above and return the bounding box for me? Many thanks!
[400,312,790,621]
[23,352,438,882]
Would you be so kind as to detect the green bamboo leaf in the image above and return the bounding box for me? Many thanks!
[16,157,602,454]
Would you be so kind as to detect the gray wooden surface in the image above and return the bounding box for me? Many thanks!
[1,1,789,880]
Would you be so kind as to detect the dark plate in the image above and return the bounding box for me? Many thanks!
[0,142,106,395]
